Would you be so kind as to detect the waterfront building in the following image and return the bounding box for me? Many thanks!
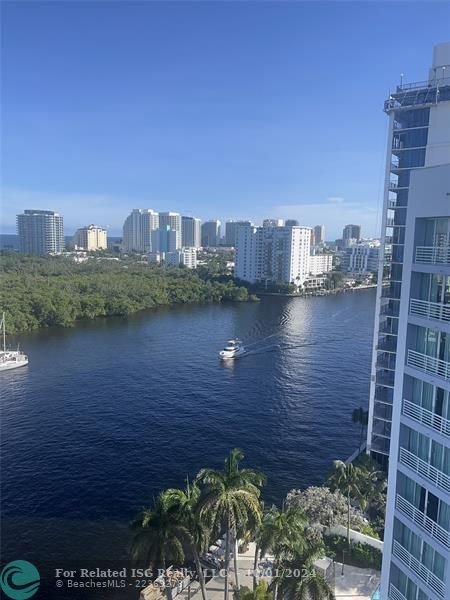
[181,216,201,248]
[343,244,379,275]
[166,248,198,269]
[225,220,252,247]
[263,218,284,228]
[122,209,159,253]
[367,42,450,463]
[380,163,450,600]
[309,253,333,276]
[235,224,311,287]
[343,224,362,245]
[201,220,221,247]
[158,212,182,249]
[73,225,107,251]
[314,225,326,246]
[17,209,64,255]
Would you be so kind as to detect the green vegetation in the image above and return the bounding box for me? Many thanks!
[1,252,255,333]
[323,536,382,571]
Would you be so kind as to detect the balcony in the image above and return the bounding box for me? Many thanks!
[402,399,450,438]
[396,494,450,549]
[386,218,395,228]
[376,372,395,388]
[407,349,450,381]
[415,245,450,265]
[392,540,445,598]
[389,584,407,600]
[410,298,450,323]
[377,337,398,353]
[399,447,450,494]
[388,199,397,209]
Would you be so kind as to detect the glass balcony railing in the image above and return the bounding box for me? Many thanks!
[392,540,445,598]
[395,494,450,550]
[415,245,450,265]
[402,399,450,438]
[409,298,450,323]
[399,447,450,494]
[407,349,450,381]
[389,584,407,600]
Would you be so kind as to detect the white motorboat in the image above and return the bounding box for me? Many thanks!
[219,339,245,360]
[0,312,28,372]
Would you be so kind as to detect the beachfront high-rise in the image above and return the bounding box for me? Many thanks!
[17,209,64,255]
[367,42,450,465]
[159,212,182,250]
[313,224,325,246]
[122,209,159,253]
[380,163,450,600]
[73,224,107,251]
[181,216,201,248]
[201,220,221,247]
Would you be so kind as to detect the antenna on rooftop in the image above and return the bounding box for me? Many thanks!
[400,73,404,87]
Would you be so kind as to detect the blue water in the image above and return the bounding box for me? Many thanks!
[1,290,375,597]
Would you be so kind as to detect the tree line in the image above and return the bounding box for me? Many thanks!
[0,252,256,333]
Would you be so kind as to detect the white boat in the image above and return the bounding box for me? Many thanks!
[219,339,245,360]
[0,312,28,372]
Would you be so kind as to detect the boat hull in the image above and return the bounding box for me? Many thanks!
[0,359,29,371]
[219,348,245,360]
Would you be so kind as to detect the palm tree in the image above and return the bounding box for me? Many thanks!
[271,544,335,600]
[234,581,272,600]
[351,408,368,450]
[130,493,186,572]
[162,480,209,600]
[327,460,364,546]
[196,448,265,600]
[252,505,306,589]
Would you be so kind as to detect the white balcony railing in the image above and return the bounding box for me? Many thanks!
[399,447,450,494]
[392,540,445,598]
[389,584,407,600]
[407,349,450,381]
[415,245,450,265]
[396,494,450,549]
[402,399,450,438]
[409,298,450,323]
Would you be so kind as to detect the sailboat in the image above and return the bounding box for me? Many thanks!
[0,312,28,371]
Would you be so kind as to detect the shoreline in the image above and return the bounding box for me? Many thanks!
[255,284,377,298]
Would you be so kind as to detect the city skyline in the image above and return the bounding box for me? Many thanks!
[3,2,450,238]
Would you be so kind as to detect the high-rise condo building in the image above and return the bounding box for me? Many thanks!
[225,220,252,247]
[122,209,159,253]
[314,225,325,246]
[343,224,362,246]
[201,220,221,247]
[73,225,107,251]
[380,163,450,600]
[181,216,201,248]
[344,244,380,275]
[151,226,178,253]
[235,224,311,287]
[367,42,450,465]
[17,209,64,255]
[285,219,299,227]
[159,212,182,249]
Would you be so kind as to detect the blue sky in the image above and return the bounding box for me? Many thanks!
[2,1,449,238]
